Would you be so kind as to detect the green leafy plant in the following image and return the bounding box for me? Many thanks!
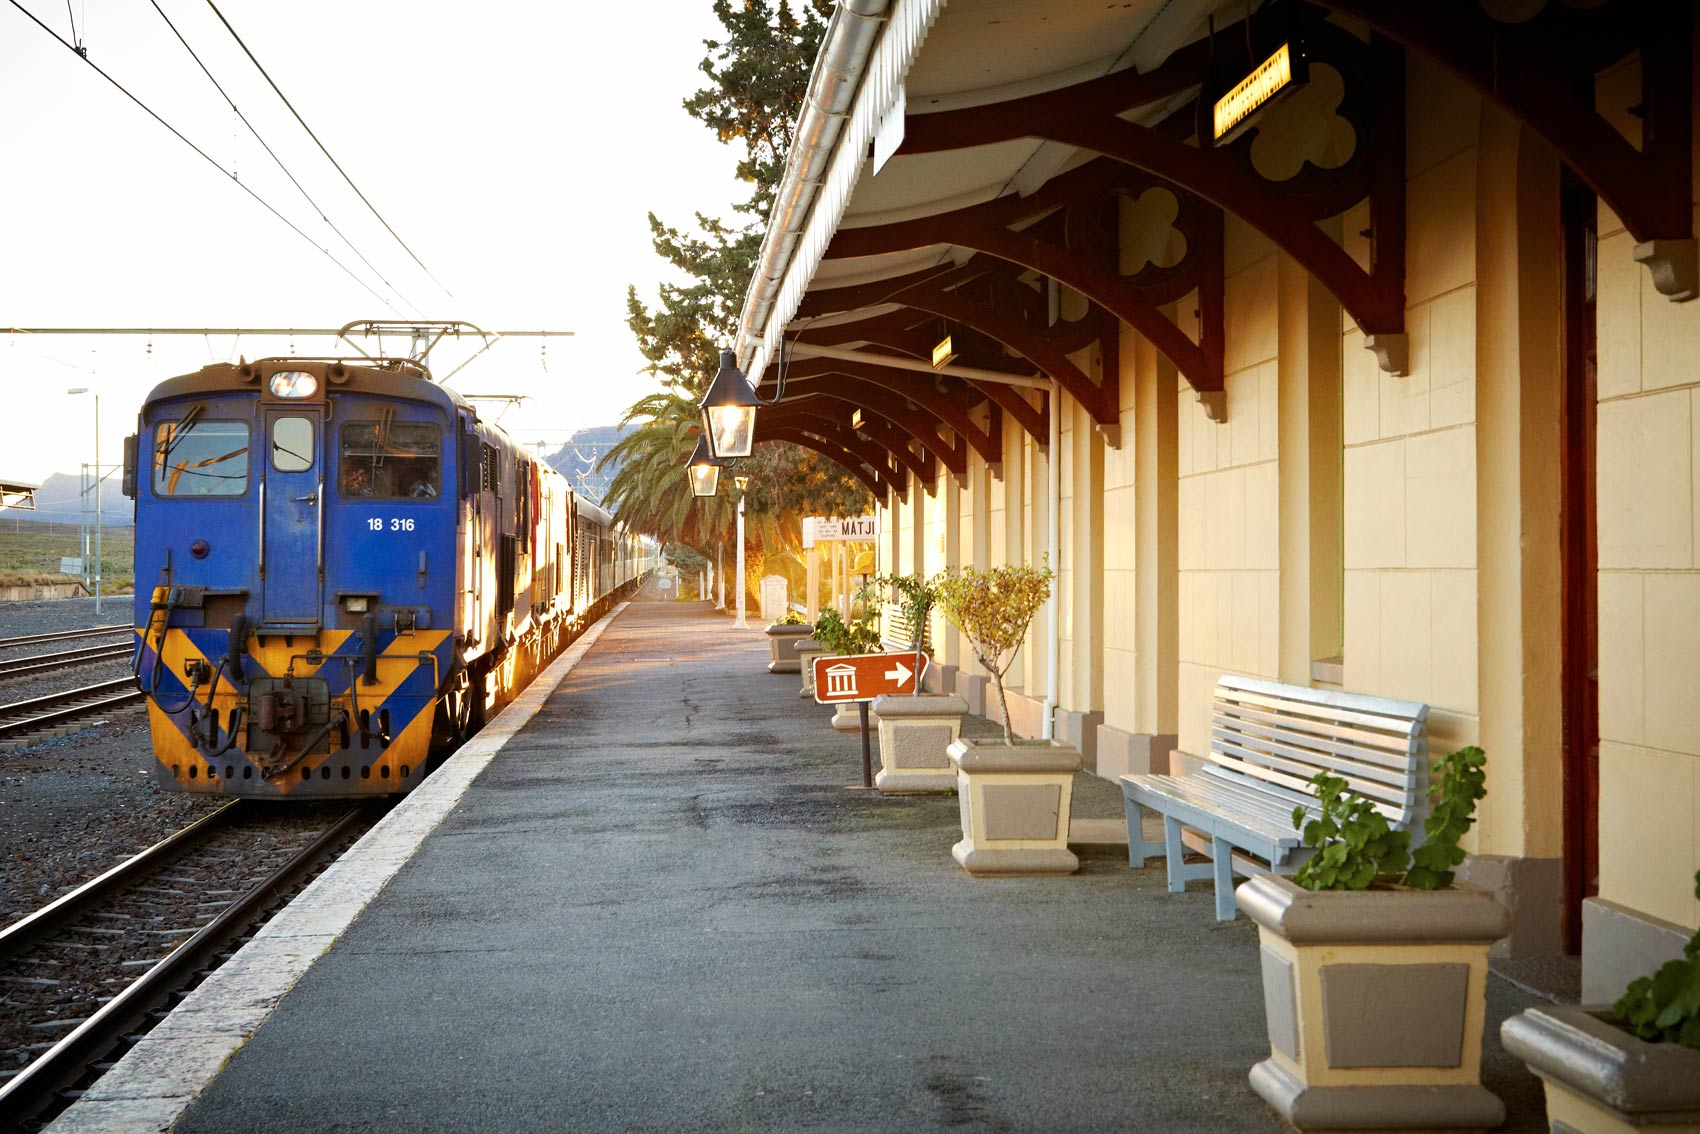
[1612,870,1700,1050]
[775,609,808,626]
[879,571,944,696]
[1403,746,1488,890]
[1293,745,1487,892]
[812,586,881,656]
[935,562,1052,744]
[1292,774,1412,891]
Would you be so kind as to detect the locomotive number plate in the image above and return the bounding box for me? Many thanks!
[366,517,417,531]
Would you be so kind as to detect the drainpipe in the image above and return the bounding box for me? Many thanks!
[1042,379,1061,742]
[736,0,892,367]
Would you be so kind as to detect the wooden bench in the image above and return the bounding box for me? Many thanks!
[1120,674,1431,921]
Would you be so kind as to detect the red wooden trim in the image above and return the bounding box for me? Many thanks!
[756,426,892,498]
[1315,0,1692,246]
[765,359,1003,464]
[764,401,936,482]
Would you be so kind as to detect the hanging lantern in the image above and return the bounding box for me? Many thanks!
[698,348,759,459]
[687,435,721,497]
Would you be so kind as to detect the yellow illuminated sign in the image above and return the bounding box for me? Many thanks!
[1213,42,1300,144]
[931,335,955,369]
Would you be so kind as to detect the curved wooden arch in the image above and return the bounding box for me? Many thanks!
[836,325,1049,443]
[763,360,1004,465]
[756,426,889,498]
[1314,0,1691,265]
[891,23,1409,353]
[763,401,935,483]
[761,384,967,476]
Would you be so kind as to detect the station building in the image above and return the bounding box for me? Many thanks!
[731,0,1700,995]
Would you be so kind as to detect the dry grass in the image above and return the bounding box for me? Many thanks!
[0,522,135,590]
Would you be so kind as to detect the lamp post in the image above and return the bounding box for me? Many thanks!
[66,388,101,615]
[733,475,749,629]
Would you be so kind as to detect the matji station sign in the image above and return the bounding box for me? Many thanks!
[801,515,879,548]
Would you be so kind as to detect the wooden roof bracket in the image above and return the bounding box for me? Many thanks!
[1316,0,1695,302]
[896,19,1409,390]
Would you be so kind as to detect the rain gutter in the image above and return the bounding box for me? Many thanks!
[733,0,948,385]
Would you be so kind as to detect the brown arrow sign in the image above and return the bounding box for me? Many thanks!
[812,652,924,704]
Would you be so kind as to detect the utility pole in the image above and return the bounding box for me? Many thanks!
[67,388,101,614]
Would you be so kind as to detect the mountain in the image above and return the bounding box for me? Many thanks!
[544,424,630,506]
[2,472,134,527]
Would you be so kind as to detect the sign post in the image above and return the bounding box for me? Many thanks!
[812,652,930,788]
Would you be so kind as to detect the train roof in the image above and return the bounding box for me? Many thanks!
[140,357,468,418]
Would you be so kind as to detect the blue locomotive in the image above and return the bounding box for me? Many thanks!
[120,353,655,797]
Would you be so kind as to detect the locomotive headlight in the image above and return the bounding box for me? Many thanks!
[344,596,369,613]
[269,371,319,398]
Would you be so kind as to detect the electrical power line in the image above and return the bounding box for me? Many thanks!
[204,0,454,300]
[5,0,401,313]
[145,0,420,315]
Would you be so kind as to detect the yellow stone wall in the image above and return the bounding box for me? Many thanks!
[1592,59,1700,931]
[1176,221,1284,756]
[865,43,1697,934]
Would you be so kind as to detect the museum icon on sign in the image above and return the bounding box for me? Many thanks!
[824,664,859,699]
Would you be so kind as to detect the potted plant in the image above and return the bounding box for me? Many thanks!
[1238,747,1511,1131]
[764,608,814,674]
[869,572,966,794]
[812,593,883,731]
[935,561,1079,876]
[1501,868,1700,1132]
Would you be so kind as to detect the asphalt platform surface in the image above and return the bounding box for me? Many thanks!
[174,601,1549,1133]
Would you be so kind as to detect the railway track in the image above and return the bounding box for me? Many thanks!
[0,626,129,653]
[0,799,382,1131]
[0,680,145,752]
[0,644,133,682]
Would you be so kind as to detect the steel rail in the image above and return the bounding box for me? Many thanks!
[0,803,375,1124]
[0,801,243,959]
[0,692,145,739]
[0,678,137,719]
[0,625,129,651]
[0,644,132,680]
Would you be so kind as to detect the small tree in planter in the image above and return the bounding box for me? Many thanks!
[933,562,1079,876]
[935,562,1052,744]
[1502,868,1700,1130]
[1239,746,1512,1131]
[869,572,965,794]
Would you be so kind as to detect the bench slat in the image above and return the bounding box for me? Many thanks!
[1209,721,1420,789]
[1219,672,1428,727]
[1217,685,1424,739]
[1146,770,1310,827]
[1206,747,1412,824]
[1123,775,1307,849]
[1212,700,1420,764]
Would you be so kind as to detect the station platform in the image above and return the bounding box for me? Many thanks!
[50,601,1549,1133]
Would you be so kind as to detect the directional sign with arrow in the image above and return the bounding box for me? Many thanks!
[812,651,926,704]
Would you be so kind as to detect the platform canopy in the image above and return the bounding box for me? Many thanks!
[0,479,39,510]
[733,0,1691,496]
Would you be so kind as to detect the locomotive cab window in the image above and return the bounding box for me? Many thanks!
[153,419,249,497]
[339,421,441,500]
[271,417,315,472]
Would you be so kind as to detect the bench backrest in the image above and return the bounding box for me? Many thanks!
[1203,673,1431,839]
[881,607,932,655]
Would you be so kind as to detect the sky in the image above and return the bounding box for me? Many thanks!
[0,0,748,488]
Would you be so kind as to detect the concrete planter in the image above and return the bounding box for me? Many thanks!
[1501,1005,1700,1133]
[1237,874,1511,1131]
[765,622,814,673]
[946,736,1081,876]
[870,692,967,794]
[796,639,826,699]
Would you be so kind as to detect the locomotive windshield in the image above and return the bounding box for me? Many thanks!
[339,421,441,499]
[152,419,249,497]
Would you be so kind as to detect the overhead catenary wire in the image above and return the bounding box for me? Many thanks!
[4,0,401,314]
[144,0,420,315]
[204,0,454,300]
